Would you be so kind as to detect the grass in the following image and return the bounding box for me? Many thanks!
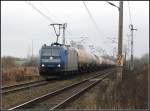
[15,60,26,66]
[2,66,40,86]
[65,65,148,109]
[2,79,72,109]
[2,69,109,109]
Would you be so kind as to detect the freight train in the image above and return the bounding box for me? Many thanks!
[38,42,115,79]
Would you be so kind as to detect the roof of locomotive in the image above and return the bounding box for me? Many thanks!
[42,43,65,48]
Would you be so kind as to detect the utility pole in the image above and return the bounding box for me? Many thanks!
[106,1,124,81]
[127,35,130,69]
[113,47,116,60]
[126,34,131,69]
[62,23,67,45]
[32,40,33,59]
[124,45,127,68]
[27,44,31,60]
[117,1,123,82]
[129,24,137,71]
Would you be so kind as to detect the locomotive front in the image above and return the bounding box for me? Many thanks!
[39,44,66,77]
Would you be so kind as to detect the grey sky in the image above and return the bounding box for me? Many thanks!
[1,1,149,58]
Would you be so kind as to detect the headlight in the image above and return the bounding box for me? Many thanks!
[41,64,45,67]
[57,64,61,67]
[50,56,53,60]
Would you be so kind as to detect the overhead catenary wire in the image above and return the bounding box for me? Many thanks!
[82,1,104,38]
[25,1,72,36]
[25,1,95,44]
[38,2,63,23]
[25,1,54,23]
[38,2,72,36]
[38,2,90,39]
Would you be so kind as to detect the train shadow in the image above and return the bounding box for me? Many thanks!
[45,66,115,81]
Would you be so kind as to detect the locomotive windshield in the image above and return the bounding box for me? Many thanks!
[42,48,60,56]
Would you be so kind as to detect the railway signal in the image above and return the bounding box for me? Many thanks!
[129,24,137,71]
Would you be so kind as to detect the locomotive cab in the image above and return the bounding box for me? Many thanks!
[39,43,66,76]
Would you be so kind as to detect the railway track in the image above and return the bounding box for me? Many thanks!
[1,69,111,95]
[1,80,49,94]
[8,69,115,110]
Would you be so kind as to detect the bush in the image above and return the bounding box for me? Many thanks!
[2,67,39,84]
[126,53,149,70]
[23,57,38,67]
[1,56,17,68]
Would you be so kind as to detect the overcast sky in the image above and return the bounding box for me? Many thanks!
[1,1,149,58]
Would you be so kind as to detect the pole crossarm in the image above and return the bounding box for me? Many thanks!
[105,1,120,10]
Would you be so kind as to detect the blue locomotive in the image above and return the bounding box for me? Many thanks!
[38,42,115,79]
[39,42,78,78]
[38,23,115,79]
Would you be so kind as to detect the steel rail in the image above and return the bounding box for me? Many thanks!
[1,80,49,94]
[51,72,112,110]
[2,80,45,90]
[2,68,114,95]
[8,69,115,110]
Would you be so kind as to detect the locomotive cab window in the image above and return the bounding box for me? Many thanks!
[42,48,61,57]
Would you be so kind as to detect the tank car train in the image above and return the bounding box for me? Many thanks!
[38,42,115,79]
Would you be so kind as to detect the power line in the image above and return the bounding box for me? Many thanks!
[37,2,72,36]
[25,1,72,36]
[38,2,63,23]
[82,1,103,38]
[128,1,132,24]
[37,2,73,35]
[25,1,54,23]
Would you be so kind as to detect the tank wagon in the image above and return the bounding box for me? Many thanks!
[38,43,115,79]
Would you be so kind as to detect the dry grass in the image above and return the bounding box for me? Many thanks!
[2,79,72,109]
[66,65,148,109]
[117,64,148,109]
[2,67,40,86]
[2,70,107,109]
